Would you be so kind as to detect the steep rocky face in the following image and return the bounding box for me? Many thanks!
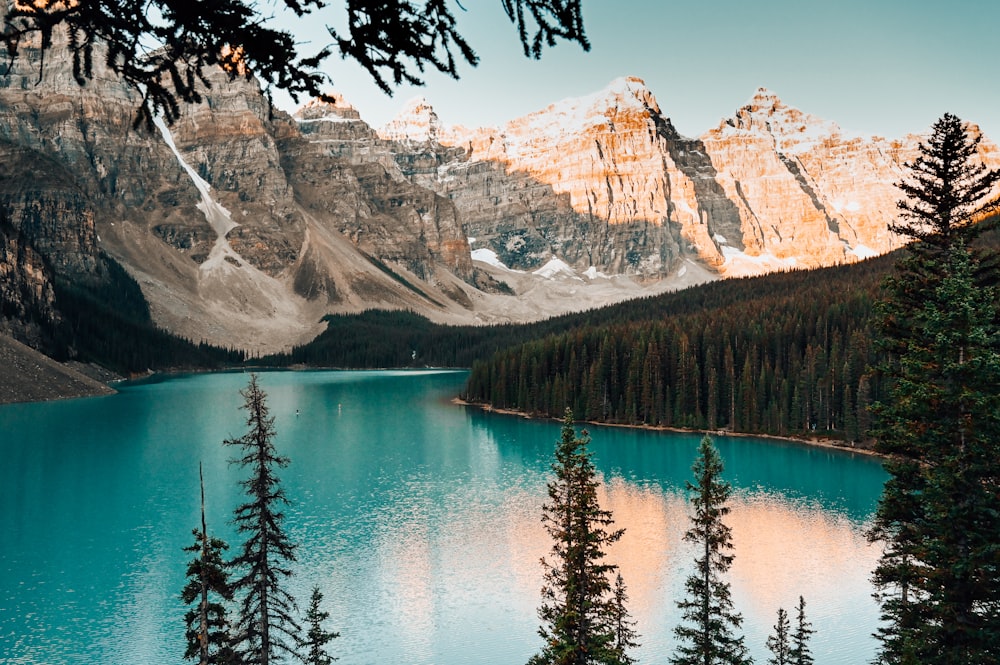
[382,77,697,274]
[0,6,201,275]
[165,67,305,274]
[285,99,472,283]
[0,215,59,346]
[379,80,1000,278]
[0,13,487,352]
[700,88,903,270]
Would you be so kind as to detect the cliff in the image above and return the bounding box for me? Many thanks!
[2,15,998,358]
[381,79,1000,278]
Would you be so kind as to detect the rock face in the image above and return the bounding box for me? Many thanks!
[0,215,60,346]
[0,13,487,352]
[1,13,998,356]
[699,88,910,272]
[380,79,1000,277]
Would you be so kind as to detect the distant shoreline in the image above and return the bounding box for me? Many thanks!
[452,397,882,458]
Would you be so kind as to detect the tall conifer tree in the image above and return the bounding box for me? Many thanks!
[671,435,751,665]
[529,409,633,665]
[868,113,1000,664]
[182,463,237,665]
[789,596,813,665]
[226,374,300,665]
[609,573,640,665]
[298,586,339,665]
[765,608,791,665]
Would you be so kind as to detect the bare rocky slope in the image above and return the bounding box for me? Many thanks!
[0,333,115,403]
[1,10,998,359]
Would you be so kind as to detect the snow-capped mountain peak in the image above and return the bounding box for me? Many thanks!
[294,93,361,121]
[378,96,442,143]
[718,87,850,153]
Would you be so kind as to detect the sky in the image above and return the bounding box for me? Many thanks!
[270,0,999,141]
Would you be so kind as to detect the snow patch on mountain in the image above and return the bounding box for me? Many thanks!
[155,117,238,241]
[846,243,880,259]
[720,245,798,277]
[533,257,583,280]
[472,248,521,272]
[378,97,441,142]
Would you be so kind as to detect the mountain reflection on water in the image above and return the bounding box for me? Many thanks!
[0,370,886,665]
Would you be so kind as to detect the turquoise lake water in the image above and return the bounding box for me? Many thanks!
[0,369,888,664]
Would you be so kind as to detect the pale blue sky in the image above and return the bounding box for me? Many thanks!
[272,1,999,140]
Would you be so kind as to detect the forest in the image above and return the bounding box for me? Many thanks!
[461,257,889,442]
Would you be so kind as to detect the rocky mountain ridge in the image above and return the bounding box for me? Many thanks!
[1,15,997,356]
[378,76,999,277]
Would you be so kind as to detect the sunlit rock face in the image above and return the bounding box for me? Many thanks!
[702,88,899,271]
[381,80,1000,277]
[382,77,691,274]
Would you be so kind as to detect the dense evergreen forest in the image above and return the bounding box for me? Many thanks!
[49,252,246,374]
[461,220,999,442]
[265,253,894,374]
[462,257,889,442]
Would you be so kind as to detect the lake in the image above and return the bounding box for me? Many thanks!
[0,369,887,664]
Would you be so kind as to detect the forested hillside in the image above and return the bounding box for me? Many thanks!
[270,253,886,373]
[461,217,999,442]
[462,258,889,442]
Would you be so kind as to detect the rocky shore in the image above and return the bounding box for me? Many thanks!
[0,334,117,404]
[454,397,879,456]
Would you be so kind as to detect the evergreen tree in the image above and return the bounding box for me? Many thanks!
[789,596,813,665]
[298,586,339,665]
[867,113,1000,664]
[182,463,237,665]
[609,573,640,665]
[226,374,301,665]
[671,436,751,665]
[529,409,626,665]
[765,608,790,665]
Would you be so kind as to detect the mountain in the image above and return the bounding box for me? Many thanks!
[382,77,999,277]
[1,14,998,358]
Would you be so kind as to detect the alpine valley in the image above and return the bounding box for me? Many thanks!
[2,14,999,358]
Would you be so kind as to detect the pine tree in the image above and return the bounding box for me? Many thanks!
[868,113,1000,664]
[181,463,237,665]
[671,435,751,665]
[765,608,790,665]
[298,586,339,665]
[608,573,640,665]
[789,596,813,665]
[529,408,626,665]
[226,374,301,665]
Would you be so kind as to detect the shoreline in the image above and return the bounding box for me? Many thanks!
[452,397,882,458]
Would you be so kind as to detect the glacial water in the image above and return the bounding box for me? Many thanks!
[0,369,887,664]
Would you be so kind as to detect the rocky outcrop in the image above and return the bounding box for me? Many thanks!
[380,79,1000,278]
[284,99,472,282]
[0,215,59,346]
[0,13,487,353]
